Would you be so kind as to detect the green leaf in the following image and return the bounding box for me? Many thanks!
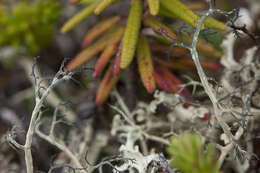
[120,0,143,69]
[147,0,159,16]
[167,132,220,173]
[61,0,101,33]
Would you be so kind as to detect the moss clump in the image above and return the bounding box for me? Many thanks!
[0,0,60,54]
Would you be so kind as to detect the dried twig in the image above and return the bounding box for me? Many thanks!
[6,59,81,173]
[35,103,87,173]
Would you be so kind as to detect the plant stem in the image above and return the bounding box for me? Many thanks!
[24,77,66,173]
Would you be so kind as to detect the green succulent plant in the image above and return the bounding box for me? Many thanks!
[61,0,227,105]
[0,0,60,55]
[167,132,220,173]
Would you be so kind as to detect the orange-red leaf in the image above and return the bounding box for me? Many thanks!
[151,44,189,55]
[155,58,190,70]
[96,64,121,105]
[70,0,79,5]
[67,27,123,71]
[175,58,222,71]
[93,27,124,78]
[155,65,191,99]
[154,71,172,93]
[113,41,123,76]
[82,16,121,48]
[94,45,117,78]
[155,57,222,71]
[137,35,156,93]
[155,66,179,93]
[187,2,207,11]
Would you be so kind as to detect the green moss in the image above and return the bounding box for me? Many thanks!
[0,0,60,55]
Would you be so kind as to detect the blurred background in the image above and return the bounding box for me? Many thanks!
[0,0,260,172]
